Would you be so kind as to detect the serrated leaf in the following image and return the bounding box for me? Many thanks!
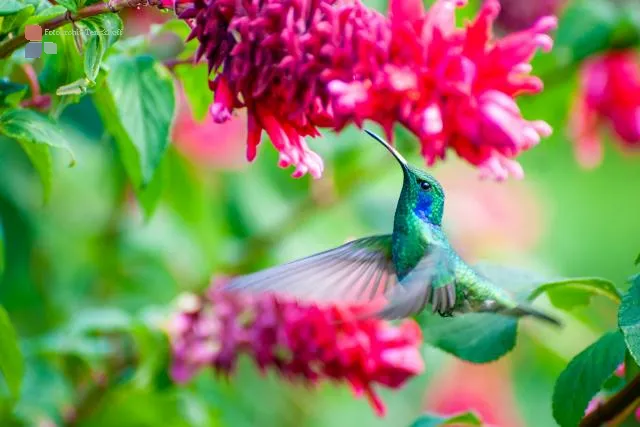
[0,109,75,162]
[618,275,640,366]
[0,305,25,398]
[0,0,30,16]
[552,331,626,427]
[92,55,176,215]
[528,278,622,310]
[410,412,482,427]
[553,0,618,63]
[0,109,75,201]
[77,14,123,82]
[175,62,211,121]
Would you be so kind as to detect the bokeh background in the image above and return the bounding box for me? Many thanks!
[1,0,640,425]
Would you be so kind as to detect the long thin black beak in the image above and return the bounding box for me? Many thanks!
[364,129,408,168]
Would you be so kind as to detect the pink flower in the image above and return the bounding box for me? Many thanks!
[570,51,640,168]
[585,395,604,415]
[172,87,247,168]
[176,0,555,180]
[168,281,425,417]
[614,362,625,378]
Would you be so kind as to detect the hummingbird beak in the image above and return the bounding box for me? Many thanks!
[364,129,409,169]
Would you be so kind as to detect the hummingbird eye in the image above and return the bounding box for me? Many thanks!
[417,179,432,191]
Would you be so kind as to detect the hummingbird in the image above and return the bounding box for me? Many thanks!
[223,130,560,326]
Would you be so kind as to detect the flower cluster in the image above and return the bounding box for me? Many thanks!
[175,0,556,180]
[168,283,425,416]
[570,50,640,168]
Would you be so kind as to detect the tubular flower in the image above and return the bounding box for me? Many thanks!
[168,283,425,417]
[176,0,555,179]
[570,51,640,168]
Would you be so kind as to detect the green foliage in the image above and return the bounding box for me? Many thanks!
[77,14,123,82]
[410,411,482,427]
[553,0,619,63]
[552,331,626,427]
[0,79,27,108]
[635,252,640,266]
[0,0,31,16]
[0,305,24,398]
[419,312,517,363]
[0,108,75,201]
[528,278,622,310]
[175,63,211,121]
[93,54,176,216]
[618,274,640,365]
[24,5,66,25]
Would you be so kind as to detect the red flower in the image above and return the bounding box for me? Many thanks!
[176,0,555,179]
[168,282,425,417]
[570,51,640,168]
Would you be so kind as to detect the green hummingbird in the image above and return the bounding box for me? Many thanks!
[224,130,560,326]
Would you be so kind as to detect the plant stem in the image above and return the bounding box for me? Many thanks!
[0,0,164,59]
[580,374,640,427]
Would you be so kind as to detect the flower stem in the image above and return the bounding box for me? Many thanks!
[580,374,640,427]
[0,0,164,59]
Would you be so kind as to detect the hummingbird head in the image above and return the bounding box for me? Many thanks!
[364,129,444,225]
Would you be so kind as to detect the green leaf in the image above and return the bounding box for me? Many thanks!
[635,252,640,266]
[0,109,75,201]
[16,141,53,202]
[618,274,640,365]
[40,30,84,93]
[0,218,4,278]
[0,78,27,107]
[77,14,123,82]
[175,62,211,121]
[528,278,622,310]
[52,0,77,12]
[67,307,132,334]
[24,4,65,25]
[0,0,30,16]
[1,4,34,34]
[552,331,626,427]
[93,54,176,202]
[419,311,517,363]
[410,412,482,427]
[553,0,618,63]
[418,263,552,363]
[0,305,25,398]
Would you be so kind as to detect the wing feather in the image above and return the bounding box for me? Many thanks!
[223,235,397,304]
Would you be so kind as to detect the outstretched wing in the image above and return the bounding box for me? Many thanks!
[223,235,398,304]
[377,245,457,319]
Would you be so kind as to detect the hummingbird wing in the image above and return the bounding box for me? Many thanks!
[377,245,457,319]
[222,235,398,305]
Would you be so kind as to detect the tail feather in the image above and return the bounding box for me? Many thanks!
[502,303,562,327]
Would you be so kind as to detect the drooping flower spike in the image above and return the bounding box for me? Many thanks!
[173,0,556,180]
[570,51,640,168]
[168,280,425,417]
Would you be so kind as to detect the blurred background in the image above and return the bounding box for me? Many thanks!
[1,0,640,425]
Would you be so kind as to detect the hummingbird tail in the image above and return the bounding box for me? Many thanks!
[502,303,562,327]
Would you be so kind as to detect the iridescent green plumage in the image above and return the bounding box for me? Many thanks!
[224,130,559,326]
